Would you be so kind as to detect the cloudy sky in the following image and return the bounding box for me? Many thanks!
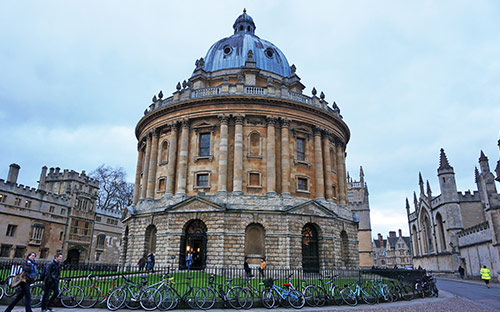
[1,1,499,239]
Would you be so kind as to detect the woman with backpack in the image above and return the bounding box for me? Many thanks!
[4,252,38,312]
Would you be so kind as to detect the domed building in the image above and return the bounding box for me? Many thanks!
[121,10,359,271]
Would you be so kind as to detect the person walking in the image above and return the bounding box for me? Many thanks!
[41,253,63,312]
[458,265,465,279]
[480,265,491,288]
[4,252,37,312]
[138,255,147,271]
[244,258,253,278]
[259,258,266,278]
[186,251,193,272]
[146,253,155,271]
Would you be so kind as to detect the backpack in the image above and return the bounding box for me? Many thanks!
[40,261,51,281]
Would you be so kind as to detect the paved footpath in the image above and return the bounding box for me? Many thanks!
[1,289,497,312]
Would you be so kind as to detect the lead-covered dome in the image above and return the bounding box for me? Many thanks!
[202,10,292,77]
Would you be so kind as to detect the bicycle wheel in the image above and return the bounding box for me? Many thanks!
[185,287,200,309]
[401,284,414,301]
[330,286,343,305]
[261,288,275,309]
[79,286,101,308]
[287,289,305,309]
[227,286,242,309]
[381,285,394,302]
[302,285,319,307]
[140,286,162,310]
[30,284,44,308]
[238,287,255,310]
[107,287,126,311]
[158,286,177,310]
[60,285,84,308]
[4,282,16,297]
[340,288,357,306]
[124,287,142,310]
[195,287,216,310]
[361,286,378,305]
[415,283,425,298]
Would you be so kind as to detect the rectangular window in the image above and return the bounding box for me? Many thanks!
[14,198,21,206]
[297,138,305,161]
[49,206,55,213]
[0,245,11,257]
[249,173,260,186]
[59,231,64,240]
[158,178,166,192]
[297,177,308,191]
[14,246,26,258]
[0,194,6,202]
[6,224,17,237]
[96,252,101,262]
[40,248,49,259]
[96,216,101,222]
[199,133,210,156]
[60,208,66,215]
[31,227,44,240]
[196,173,209,187]
[25,200,31,208]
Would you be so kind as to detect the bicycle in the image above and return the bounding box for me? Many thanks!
[301,278,321,307]
[315,274,343,306]
[157,275,201,310]
[0,275,18,300]
[388,277,414,301]
[29,277,85,308]
[260,277,305,309]
[106,275,150,311]
[194,274,241,310]
[340,280,378,306]
[237,276,266,310]
[79,274,118,308]
[370,279,393,303]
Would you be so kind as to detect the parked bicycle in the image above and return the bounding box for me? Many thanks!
[340,279,378,306]
[236,276,266,310]
[388,276,414,301]
[155,274,201,310]
[194,274,241,310]
[260,277,305,309]
[79,274,118,308]
[106,274,150,311]
[30,277,85,308]
[0,275,17,301]
[370,279,392,303]
[315,274,343,306]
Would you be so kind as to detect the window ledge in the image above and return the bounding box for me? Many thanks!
[159,161,168,166]
[296,190,310,194]
[194,155,214,162]
[294,159,311,167]
[246,185,262,189]
[194,186,211,190]
[247,155,263,159]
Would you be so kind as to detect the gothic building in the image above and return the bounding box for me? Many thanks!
[372,230,412,269]
[347,167,373,268]
[0,164,123,264]
[407,142,500,280]
[122,10,361,271]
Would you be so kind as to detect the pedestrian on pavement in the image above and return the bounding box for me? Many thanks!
[4,252,37,312]
[41,253,63,312]
[458,265,465,279]
[138,255,147,271]
[244,258,253,277]
[480,265,491,288]
[146,253,155,271]
[259,258,266,278]
[186,251,193,272]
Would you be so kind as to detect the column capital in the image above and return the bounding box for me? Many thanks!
[322,130,333,139]
[335,138,345,148]
[233,114,245,125]
[152,128,161,137]
[313,126,324,136]
[218,114,229,125]
[266,116,277,126]
[280,118,291,128]
[180,119,190,129]
[167,122,178,132]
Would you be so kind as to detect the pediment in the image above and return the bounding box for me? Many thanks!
[284,200,338,218]
[192,121,215,129]
[164,196,224,213]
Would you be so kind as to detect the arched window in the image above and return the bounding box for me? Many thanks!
[144,224,157,255]
[302,223,319,272]
[330,148,336,170]
[160,141,169,164]
[422,213,433,253]
[436,213,446,252]
[341,230,349,266]
[248,131,262,157]
[245,223,265,260]
[180,219,207,270]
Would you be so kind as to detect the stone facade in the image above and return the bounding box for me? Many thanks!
[122,11,360,271]
[347,167,373,268]
[407,144,500,280]
[0,164,123,264]
[372,230,412,268]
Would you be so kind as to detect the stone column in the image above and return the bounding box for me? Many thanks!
[218,115,229,194]
[336,142,346,205]
[313,127,325,200]
[166,123,178,196]
[140,133,152,200]
[280,119,291,196]
[176,119,190,196]
[233,115,244,195]
[146,129,160,199]
[323,133,334,200]
[266,117,277,195]
[133,142,144,204]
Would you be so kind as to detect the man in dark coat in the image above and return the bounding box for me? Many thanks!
[41,253,63,312]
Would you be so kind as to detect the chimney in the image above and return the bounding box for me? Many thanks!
[7,163,20,184]
[389,231,396,238]
[38,166,47,191]
[378,233,384,247]
[399,229,403,237]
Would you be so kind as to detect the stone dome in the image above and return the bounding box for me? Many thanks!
[202,10,292,77]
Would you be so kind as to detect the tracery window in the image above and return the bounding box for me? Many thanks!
[436,213,446,252]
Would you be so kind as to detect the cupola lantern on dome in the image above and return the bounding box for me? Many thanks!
[202,9,292,77]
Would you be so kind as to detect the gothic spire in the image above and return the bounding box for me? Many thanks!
[479,150,488,162]
[439,148,453,170]
[426,180,432,195]
[413,191,418,209]
[406,197,410,215]
[360,166,365,185]
[419,172,425,194]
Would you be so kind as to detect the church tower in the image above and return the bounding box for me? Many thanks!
[476,151,500,245]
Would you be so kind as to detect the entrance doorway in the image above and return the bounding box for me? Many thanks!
[302,223,319,273]
[180,219,207,270]
[67,248,80,265]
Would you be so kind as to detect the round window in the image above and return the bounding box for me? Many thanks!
[223,45,232,56]
[265,48,274,59]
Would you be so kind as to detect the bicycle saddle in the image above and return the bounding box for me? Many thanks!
[186,276,194,280]
[225,278,233,283]
[62,277,71,281]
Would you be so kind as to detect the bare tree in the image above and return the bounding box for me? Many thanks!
[90,165,134,213]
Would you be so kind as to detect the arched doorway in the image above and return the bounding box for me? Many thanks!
[180,219,207,270]
[67,248,80,265]
[245,223,265,264]
[302,223,319,273]
[144,224,157,255]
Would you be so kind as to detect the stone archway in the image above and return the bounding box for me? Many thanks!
[180,219,207,270]
[302,223,319,273]
[67,248,81,265]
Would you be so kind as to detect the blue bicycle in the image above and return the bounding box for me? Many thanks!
[261,277,305,309]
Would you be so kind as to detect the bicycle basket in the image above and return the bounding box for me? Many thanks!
[263,278,274,288]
